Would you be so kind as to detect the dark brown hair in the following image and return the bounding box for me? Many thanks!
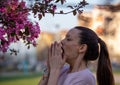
[74,26,115,85]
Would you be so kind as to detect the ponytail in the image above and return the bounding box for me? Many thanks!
[97,38,115,85]
[74,26,115,85]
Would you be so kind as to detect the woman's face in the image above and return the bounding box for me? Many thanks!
[61,28,81,62]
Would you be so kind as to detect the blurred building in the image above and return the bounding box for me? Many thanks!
[78,4,120,63]
[36,32,54,61]
[36,30,67,61]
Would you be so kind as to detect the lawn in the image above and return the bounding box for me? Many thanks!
[0,72,120,85]
[0,77,40,85]
[0,77,120,85]
[0,72,42,85]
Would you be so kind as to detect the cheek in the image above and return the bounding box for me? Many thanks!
[65,45,78,57]
[65,46,72,54]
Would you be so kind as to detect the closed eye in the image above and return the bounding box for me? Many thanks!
[67,38,72,41]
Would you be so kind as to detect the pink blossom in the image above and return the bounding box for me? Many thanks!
[0,7,7,12]
[0,28,5,39]
[0,0,40,52]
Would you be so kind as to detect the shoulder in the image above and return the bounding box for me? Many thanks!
[64,69,96,85]
[80,69,95,80]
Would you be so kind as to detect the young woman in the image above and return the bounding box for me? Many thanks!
[38,26,115,85]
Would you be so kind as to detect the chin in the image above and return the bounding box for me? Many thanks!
[66,59,71,64]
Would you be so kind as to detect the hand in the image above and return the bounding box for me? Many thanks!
[48,41,66,71]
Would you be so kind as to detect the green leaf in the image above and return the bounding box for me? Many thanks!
[48,9,55,16]
[38,14,42,20]
[60,10,63,14]
[52,11,55,16]
[78,10,83,14]
[55,0,60,3]
[32,8,37,15]
[19,31,23,36]
[23,36,25,40]
[1,41,4,45]
[73,10,77,16]
[11,31,16,36]
[41,11,45,16]
[27,45,30,49]
[25,27,29,36]
[61,0,64,4]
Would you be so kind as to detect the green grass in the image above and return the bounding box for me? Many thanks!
[0,77,120,85]
[0,72,120,85]
[0,77,40,85]
[0,72,42,85]
[0,72,42,81]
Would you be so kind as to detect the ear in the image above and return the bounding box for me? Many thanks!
[79,44,87,53]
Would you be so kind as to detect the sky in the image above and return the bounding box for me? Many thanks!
[28,0,119,33]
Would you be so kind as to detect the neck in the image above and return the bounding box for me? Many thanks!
[71,61,87,73]
[67,57,87,73]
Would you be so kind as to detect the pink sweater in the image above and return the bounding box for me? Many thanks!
[58,65,96,85]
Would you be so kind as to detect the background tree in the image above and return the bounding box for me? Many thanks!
[0,0,88,54]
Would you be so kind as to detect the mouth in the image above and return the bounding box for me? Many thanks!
[61,47,64,58]
[61,43,64,58]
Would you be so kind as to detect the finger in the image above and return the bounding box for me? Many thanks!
[58,43,62,55]
[48,47,50,68]
[59,43,63,53]
[51,43,54,56]
[48,46,51,70]
[53,41,57,56]
[48,46,51,58]
[55,42,60,56]
[56,42,59,55]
